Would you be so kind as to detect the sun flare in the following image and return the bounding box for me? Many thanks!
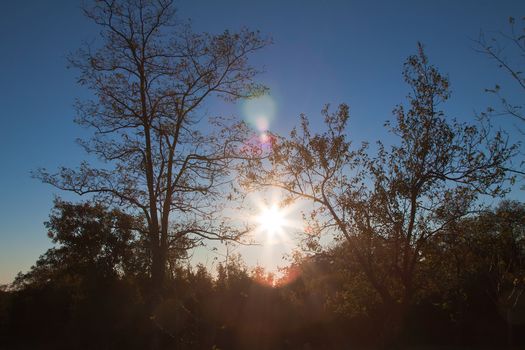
[257,204,286,236]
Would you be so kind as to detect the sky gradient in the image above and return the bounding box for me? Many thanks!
[1,0,524,284]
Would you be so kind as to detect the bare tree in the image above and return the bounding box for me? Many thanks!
[476,16,525,176]
[477,17,525,127]
[35,0,270,299]
[242,44,515,332]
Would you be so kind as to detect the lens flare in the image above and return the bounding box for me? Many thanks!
[259,132,270,144]
[255,116,270,131]
[243,95,276,133]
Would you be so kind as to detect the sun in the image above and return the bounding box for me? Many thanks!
[247,191,303,244]
[257,204,286,236]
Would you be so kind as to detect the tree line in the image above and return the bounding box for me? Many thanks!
[0,200,524,349]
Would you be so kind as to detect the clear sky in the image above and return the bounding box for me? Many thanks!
[1,0,524,284]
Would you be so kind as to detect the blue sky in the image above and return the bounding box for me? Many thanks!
[1,0,524,284]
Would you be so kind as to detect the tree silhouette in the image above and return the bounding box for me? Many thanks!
[13,200,138,290]
[34,0,270,302]
[476,16,525,177]
[477,17,525,131]
[3,201,525,348]
[242,44,515,341]
[9,200,148,349]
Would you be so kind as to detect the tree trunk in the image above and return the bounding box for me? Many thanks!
[149,241,167,350]
[378,300,407,349]
[151,245,165,300]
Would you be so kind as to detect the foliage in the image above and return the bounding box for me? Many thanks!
[242,44,515,320]
[13,199,140,289]
[2,201,525,349]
